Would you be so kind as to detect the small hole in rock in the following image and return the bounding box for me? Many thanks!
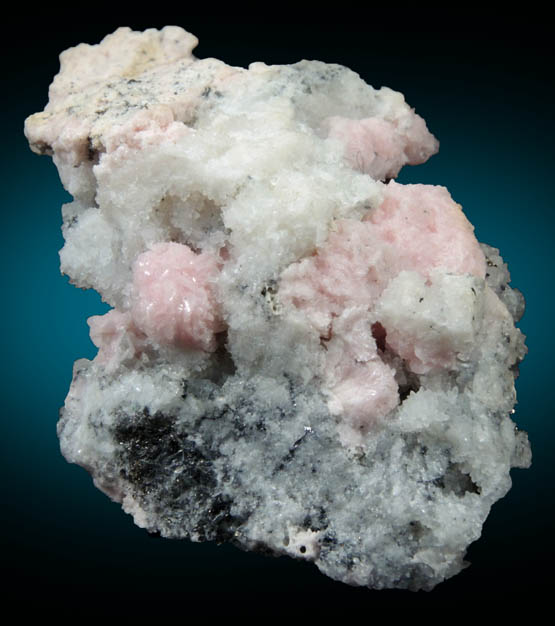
[371,322,387,352]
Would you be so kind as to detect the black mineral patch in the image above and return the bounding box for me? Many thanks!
[193,492,242,543]
[115,409,182,492]
[114,408,245,540]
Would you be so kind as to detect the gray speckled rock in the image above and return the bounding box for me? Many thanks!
[26,26,530,591]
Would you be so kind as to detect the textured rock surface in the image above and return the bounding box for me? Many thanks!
[25,26,531,591]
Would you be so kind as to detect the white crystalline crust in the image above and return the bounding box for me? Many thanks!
[25,26,530,591]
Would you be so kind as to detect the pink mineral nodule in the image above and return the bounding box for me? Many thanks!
[25,25,530,592]
[88,309,143,370]
[278,180,486,334]
[324,112,439,180]
[131,242,224,352]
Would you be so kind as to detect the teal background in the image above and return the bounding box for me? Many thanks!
[3,13,553,616]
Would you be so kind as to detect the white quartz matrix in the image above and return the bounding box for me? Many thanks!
[25,26,531,590]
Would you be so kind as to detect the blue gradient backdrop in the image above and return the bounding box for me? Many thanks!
[3,13,553,616]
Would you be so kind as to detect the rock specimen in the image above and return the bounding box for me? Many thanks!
[25,26,531,590]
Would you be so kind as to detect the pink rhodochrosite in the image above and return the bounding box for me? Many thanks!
[25,26,530,591]
[131,242,224,352]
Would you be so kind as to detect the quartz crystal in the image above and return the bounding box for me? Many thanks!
[25,26,531,591]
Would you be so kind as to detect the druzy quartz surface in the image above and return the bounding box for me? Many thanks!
[24,26,531,591]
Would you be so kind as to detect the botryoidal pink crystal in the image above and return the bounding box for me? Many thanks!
[25,26,531,591]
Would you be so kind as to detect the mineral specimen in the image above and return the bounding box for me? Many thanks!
[25,26,531,591]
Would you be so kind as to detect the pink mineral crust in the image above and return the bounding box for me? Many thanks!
[131,242,224,352]
[324,113,439,180]
[366,181,486,280]
[24,26,242,166]
[280,181,486,333]
[88,309,145,370]
[104,106,191,154]
[279,181,486,432]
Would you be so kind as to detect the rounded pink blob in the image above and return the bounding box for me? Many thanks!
[324,113,438,180]
[131,242,224,352]
[366,181,486,280]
